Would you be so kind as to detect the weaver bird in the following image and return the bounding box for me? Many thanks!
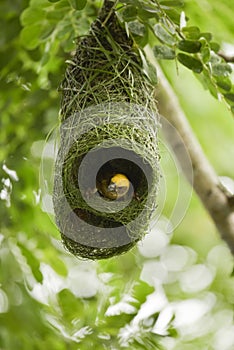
[98,173,131,200]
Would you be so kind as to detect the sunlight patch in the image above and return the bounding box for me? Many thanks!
[2,164,19,181]
[179,264,215,293]
[0,289,9,313]
[0,178,12,207]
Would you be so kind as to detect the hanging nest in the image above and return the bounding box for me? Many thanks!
[53,1,160,260]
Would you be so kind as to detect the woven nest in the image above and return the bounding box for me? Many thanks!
[53,1,160,259]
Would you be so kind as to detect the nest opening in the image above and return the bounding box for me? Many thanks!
[62,144,153,223]
[96,156,149,202]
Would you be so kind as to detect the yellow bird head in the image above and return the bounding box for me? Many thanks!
[98,173,130,200]
[108,174,130,198]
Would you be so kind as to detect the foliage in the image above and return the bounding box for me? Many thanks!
[116,0,234,113]
[0,0,234,349]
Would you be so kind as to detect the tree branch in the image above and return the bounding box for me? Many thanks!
[152,60,234,253]
[218,51,234,63]
[99,4,234,252]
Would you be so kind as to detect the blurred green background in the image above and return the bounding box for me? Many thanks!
[0,0,234,349]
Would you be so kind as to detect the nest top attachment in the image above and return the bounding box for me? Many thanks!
[59,0,156,120]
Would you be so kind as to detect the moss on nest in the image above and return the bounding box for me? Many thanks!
[53,1,160,259]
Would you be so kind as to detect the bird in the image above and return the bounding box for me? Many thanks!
[97,173,131,200]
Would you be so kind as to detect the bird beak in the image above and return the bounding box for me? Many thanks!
[107,182,116,192]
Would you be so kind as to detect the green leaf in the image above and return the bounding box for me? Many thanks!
[215,77,232,91]
[199,32,212,41]
[182,26,200,40]
[209,53,221,65]
[39,23,54,40]
[127,20,149,47]
[46,10,64,21]
[178,39,202,53]
[160,0,184,8]
[164,8,181,25]
[210,42,220,53]
[201,67,219,98]
[139,49,157,85]
[224,93,234,102]
[48,0,61,2]
[154,23,176,45]
[76,0,87,10]
[122,5,137,21]
[68,0,87,10]
[41,52,50,66]
[18,243,43,283]
[20,24,42,49]
[144,61,158,85]
[61,32,76,52]
[212,63,232,77]
[133,281,154,303]
[177,53,203,73]
[128,20,146,36]
[134,29,149,47]
[21,7,45,26]
[201,46,210,63]
[121,0,141,4]
[138,6,159,20]
[56,22,72,39]
[54,0,70,9]
[58,289,84,318]
[153,45,176,59]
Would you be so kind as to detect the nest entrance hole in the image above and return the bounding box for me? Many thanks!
[96,157,148,201]
[78,146,153,201]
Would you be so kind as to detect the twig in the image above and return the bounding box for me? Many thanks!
[148,54,234,253]
[218,51,234,63]
[101,0,118,26]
